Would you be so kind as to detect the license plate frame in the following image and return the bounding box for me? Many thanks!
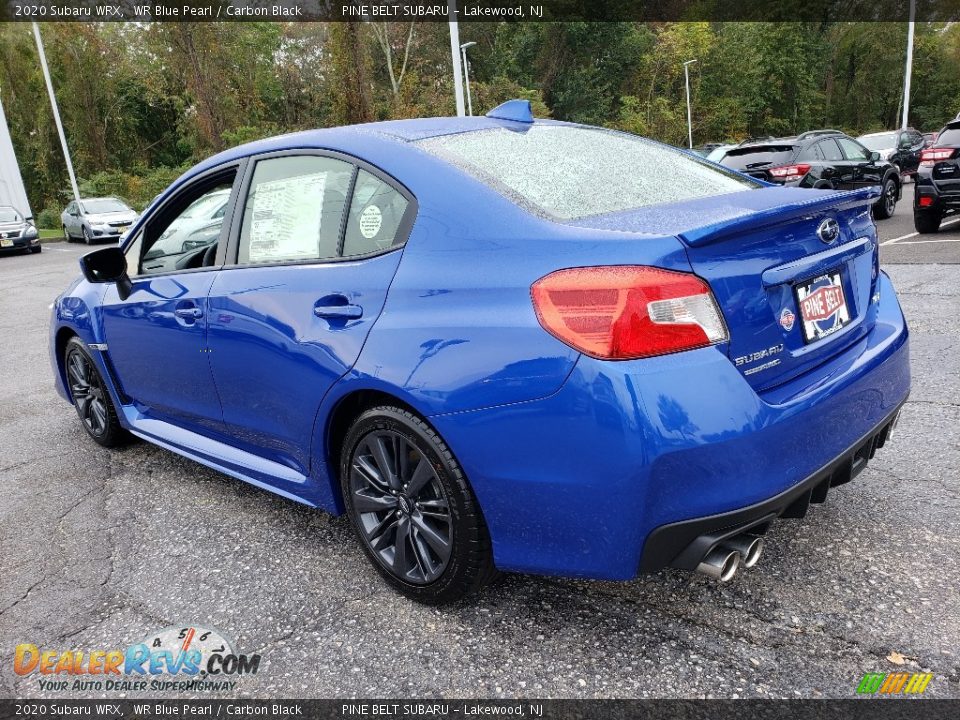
[794,271,851,344]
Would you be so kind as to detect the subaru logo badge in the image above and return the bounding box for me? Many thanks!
[817,218,840,244]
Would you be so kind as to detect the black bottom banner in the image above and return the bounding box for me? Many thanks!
[1,699,959,720]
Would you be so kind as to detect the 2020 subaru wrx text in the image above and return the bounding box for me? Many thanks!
[50,101,910,603]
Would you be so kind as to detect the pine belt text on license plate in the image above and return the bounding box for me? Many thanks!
[795,271,851,343]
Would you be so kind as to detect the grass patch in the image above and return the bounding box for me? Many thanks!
[39,229,64,240]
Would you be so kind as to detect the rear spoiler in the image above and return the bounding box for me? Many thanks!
[678,187,880,247]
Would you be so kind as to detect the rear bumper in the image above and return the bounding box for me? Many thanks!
[639,400,903,572]
[431,272,910,580]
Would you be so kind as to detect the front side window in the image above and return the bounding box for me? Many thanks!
[342,170,409,257]
[237,156,353,265]
[134,173,237,277]
[419,125,757,221]
[837,138,871,161]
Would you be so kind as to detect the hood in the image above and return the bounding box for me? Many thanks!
[86,211,138,224]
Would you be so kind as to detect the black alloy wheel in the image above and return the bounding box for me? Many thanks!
[64,337,128,447]
[341,406,497,604]
[875,178,898,220]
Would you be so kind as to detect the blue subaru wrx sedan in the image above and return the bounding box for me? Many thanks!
[50,101,909,603]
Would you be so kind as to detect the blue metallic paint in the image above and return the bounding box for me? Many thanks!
[50,116,911,581]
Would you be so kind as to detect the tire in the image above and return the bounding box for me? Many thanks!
[82,226,92,244]
[62,225,71,242]
[29,245,41,254]
[914,209,942,234]
[63,337,129,448]
[873,177,898,220]
[340,406,497,604]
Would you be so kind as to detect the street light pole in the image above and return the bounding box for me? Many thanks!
[901,0,916,130]
[447,1,466,117]
[460,41,477,116]
[683,59,698,150]
[32,22,80,205]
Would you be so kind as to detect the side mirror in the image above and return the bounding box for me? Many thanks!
[79,246,132,300]
[869,151,881,162]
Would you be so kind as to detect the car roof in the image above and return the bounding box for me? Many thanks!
[184,115,569,182]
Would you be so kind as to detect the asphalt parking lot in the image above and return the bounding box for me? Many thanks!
[1,187,958,700]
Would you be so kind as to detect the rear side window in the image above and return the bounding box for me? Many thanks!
[818,139,844,161]
[238,156,353,264]
[342,170,409,257]
[938,125,960,145]
[797,144,824,161]
[418,125,756,221]
[722,146,796,171]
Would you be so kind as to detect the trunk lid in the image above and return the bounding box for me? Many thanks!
[571,187,881,391]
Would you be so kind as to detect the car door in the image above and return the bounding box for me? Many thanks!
[900,130,924,175]
[65,202,80,235]
[816,138,856,189]
[837,137,882,189]
[206,152,415,478]
[98,164,243,435]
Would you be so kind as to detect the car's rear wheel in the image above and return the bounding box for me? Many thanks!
[874,177,898,219]
[914,209,942,234]
[340,406,497,604]
[64,337,129,447]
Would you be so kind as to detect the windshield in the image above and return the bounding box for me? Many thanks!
[859,133,898,151]
[418,125,757,220]
[722,146,796,170]
[0,207,21,223]
[82,199,129,214]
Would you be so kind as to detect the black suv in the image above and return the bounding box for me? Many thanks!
[914,119,960,233]
[857,128,925,177]
[720,130,902,219]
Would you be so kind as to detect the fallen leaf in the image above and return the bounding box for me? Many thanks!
[887,651,907,665]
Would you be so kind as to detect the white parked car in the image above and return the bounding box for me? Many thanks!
[61,197,139,244]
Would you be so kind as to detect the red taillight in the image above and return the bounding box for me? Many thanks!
[530,266,728,360]
[920,147,956,167]
[768,163,811,180]
[918,195,934,207]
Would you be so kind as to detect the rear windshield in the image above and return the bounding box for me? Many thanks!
[938,125,960,146]
[722,146,796,171]
[417,125,757,220]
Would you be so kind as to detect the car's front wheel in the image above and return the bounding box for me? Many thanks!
[340,406,497,604]
[914,209,942,234]
[62,225,71,242]
[64,337,129,447]
[82,226,92,244]
[874,177,898,220]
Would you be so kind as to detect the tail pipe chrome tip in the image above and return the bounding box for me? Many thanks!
[720,535,765,569]
[695,548,741,582]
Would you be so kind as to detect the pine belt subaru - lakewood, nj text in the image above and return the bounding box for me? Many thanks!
[50,101,909,603]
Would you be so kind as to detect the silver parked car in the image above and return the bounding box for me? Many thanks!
[61,197,139,244]
[0,205,41,254]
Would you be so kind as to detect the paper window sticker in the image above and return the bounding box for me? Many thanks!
[359,205,383,240]
[248,171,327,261]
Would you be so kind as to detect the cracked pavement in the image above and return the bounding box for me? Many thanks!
[0,225,958,699]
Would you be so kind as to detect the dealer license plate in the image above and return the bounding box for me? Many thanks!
[0,238,12,248]
[795,271,851,343]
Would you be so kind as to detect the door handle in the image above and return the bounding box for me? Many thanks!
[314,303,363,319]
[174,306,204,319]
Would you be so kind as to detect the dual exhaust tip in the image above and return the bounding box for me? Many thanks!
[695,535,764,582]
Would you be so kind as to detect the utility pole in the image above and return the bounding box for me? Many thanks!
[684,59,698,150]
[447,1,466,117]
[901,0,916,130]
[460,41,477,116]
[33,22,80,205]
